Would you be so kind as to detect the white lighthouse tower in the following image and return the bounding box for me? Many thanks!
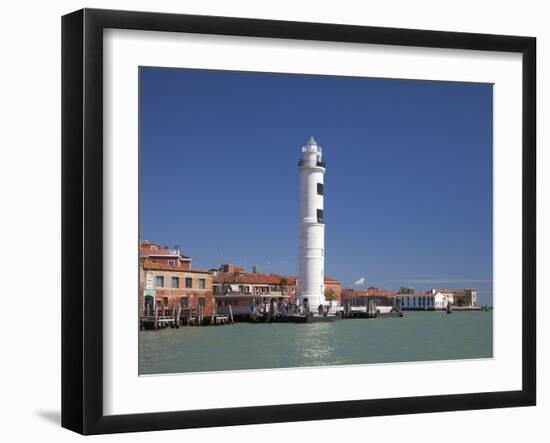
[298,136,326,312]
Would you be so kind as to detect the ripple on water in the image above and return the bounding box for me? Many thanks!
[139,312,493,375]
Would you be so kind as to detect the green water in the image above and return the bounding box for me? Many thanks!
[139,311,493,375]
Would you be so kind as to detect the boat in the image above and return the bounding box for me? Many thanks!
[376,306,393,315]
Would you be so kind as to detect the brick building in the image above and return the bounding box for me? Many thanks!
[139,259,215,319]
[140,240,191,269]
[341,287,396,307]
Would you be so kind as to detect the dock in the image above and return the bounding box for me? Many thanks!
[140,305,232,330]
[342,300,403,319]
[271,313,341,323]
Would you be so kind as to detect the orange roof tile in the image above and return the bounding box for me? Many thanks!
[142,260,210,274]
[214,273,293,285]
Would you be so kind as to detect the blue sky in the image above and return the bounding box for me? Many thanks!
[140,67,493,305]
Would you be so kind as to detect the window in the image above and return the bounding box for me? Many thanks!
[162,296,168,307]
[317,209,324,223]
[155,276,164,288]
[199,278,206,289]
[171,277,179,288]
[180,297,188,308]
[317,183,324,195]
[185,277,193,288]
[168,260,175,266]
[199,297,205,308]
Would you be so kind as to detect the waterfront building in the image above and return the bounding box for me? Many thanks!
[450,289,477,307]
[395,288,478,310]
[342,287,396,308]
[396,292,438,310]
[140,240,191,269]
[213,271,296,317]
[139,259,215,318]
[426,288,478,308]
[298,136,326,311]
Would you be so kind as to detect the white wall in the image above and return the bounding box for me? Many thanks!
[0,1,547,442]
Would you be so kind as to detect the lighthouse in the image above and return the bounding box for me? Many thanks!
[298,136,326,312]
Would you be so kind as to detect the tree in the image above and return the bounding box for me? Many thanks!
[454,296,467,307]
[279,277,288,295]
[324,287,336,301]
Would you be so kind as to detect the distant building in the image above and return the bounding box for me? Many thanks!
[450,289,478,307]
[139,259,215,318]
[140,240,191,269]
[396,292,438,310]
[427,288,478,308]
[396,288,478,310]
[342,287,396,308]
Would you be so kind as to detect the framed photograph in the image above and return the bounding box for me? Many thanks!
[61,8,536,435]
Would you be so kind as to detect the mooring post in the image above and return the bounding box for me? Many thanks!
[174,305,180,328]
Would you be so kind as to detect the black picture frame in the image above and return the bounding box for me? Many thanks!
[61,8,536,435]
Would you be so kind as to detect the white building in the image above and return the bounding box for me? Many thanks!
[397,289,478,310]
[427,289,454,307]
[298,136,326,311]
[396,293,439,310]
[427,288,477,307]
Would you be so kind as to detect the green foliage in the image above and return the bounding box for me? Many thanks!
[324,287,336,301]
[454,297,467,307]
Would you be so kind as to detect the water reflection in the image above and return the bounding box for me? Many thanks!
[139,312,493,375]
